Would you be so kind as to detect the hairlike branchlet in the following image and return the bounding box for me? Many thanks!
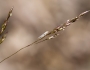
[0,8,13,44]
[0,10,89,63]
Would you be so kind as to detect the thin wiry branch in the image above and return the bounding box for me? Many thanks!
[0,8,13,44]
[0,10,90,63]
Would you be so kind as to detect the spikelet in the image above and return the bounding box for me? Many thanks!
[36,10,90,43]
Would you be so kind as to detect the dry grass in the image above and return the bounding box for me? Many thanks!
[0,8,89,64]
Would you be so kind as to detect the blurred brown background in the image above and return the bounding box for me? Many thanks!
[0,0,90,70]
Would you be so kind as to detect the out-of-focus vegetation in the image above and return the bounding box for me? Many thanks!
[0,8,13,44]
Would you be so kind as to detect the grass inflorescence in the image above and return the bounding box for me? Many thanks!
[0,8,89,63]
